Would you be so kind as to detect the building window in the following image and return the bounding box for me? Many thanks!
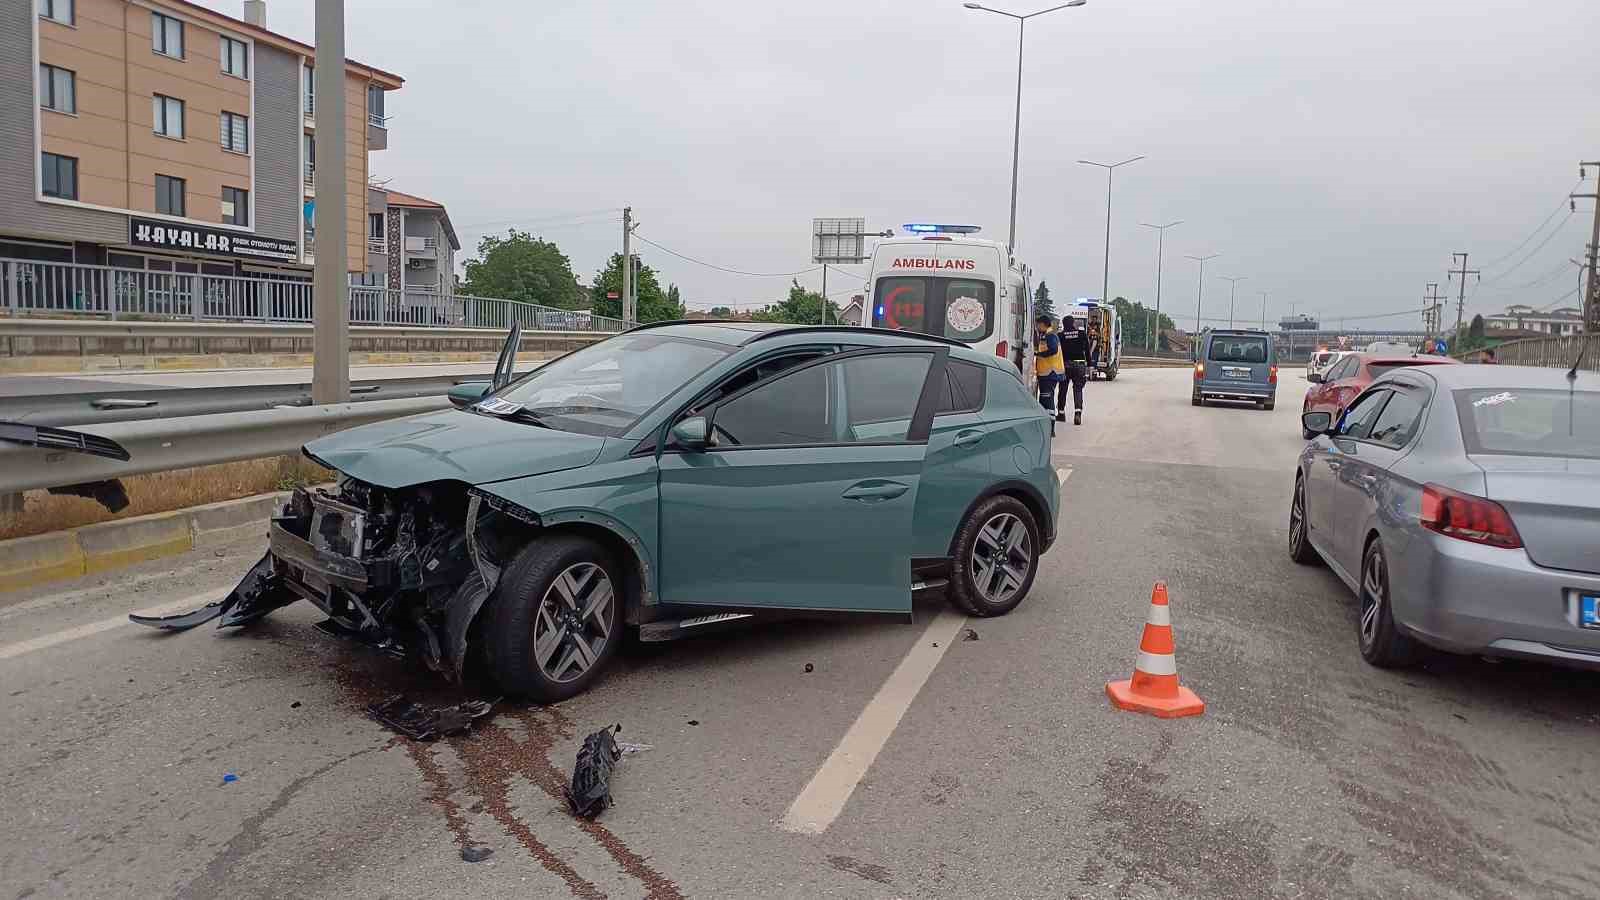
[369,213,385,239]
[220,36,248,78]
[220,111,248,153]
[303,64,314,116]
[38,64,75,114]
[41,152,77,200]
[152,12,184,58]
[153,94,184,138]
[302,133,315,186]
[39,0,73,26]
[221,187,248,226]
[155,174,185,216]
[367,85,385,126]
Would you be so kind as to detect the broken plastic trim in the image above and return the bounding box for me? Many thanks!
[0,421,130,461]
[468,487,540,526]
[47,478,129,513]
[367,694,497,741]
[566,724,623,819]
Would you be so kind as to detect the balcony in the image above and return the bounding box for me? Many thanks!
[303,164,315,192]
[366,237,386,254]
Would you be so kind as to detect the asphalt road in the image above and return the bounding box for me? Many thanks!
[3,368,1597,899]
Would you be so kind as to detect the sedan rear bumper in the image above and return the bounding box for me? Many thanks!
[1395,532,1600,669]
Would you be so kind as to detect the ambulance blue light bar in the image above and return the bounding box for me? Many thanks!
[902,223,982,235]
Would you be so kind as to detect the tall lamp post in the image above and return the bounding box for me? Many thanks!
[1219,275,1248,329]
[1140,219,1181,352]
[964,1,1088,254]
[1186,253,1220,336]
[1258,290,1269,330]
[1079,156,1144,307]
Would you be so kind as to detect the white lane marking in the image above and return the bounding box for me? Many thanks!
[0,589,228,662]
[779,609,969,835]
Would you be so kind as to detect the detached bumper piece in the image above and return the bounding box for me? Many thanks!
[129,554,297,631]
[566,725,623,819]
[366,694,497,741]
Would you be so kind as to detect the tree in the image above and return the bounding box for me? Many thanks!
[748,280,840,325]
[1453,313,1490,354]
[589,254,685,323]
[1034,281,1054,319]
[667,284,682,312]
[708,305,733,317]
[1109,296,1177,351]
[460,230,582,309]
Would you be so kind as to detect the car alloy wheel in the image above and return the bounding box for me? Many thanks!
[1357,539,1415,668]
[533,562,616,684]
[971,512,1031,607]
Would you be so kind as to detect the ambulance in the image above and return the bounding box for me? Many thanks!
[865,224,1034,386]
[1071,298,1121,381]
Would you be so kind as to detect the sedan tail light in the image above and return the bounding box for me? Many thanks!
[1420,483,1523,549]
[1194,362,1205,380]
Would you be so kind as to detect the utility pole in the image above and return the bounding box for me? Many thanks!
[1423,282,1445,339]
[820,264,828,325]
[1258,290,1268,330]
[621,207,634,326]
[1574,162,1600,333]
[1219,275,1247,328]
[1186,253,1219,336]
[1448,252,1480,346]
[1141,220,1181,352]
[311,0,349,405]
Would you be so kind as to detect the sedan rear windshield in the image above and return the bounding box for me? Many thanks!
[1369,359,1454,373]
[1208,336,1268,363]
[1454,388,1600,460]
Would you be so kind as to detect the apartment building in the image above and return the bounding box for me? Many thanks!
[357,188,459,294]
[1485,304,1585,336]
[2,0,401,282]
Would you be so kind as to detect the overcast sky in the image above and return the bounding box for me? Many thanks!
[215,0,1598,328]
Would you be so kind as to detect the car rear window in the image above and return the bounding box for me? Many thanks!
[873,277,995,343]
[1453,388,1600,460]
[1369,359,1453,374]
[1208,335,1268,363]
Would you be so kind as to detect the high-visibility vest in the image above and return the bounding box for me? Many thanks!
[1035,331,1065,378]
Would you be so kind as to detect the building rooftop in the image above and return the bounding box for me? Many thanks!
[383,189,458,250]
[170,0,403,87]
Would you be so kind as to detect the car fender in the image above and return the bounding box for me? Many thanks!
[946,478,1057,557]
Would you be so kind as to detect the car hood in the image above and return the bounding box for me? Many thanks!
[304,408,607,489]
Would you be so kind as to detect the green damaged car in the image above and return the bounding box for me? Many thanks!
[134,323,1061,701]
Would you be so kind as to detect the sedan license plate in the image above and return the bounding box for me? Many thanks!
[1582,594,1600,630]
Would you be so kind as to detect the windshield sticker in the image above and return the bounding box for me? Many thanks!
[946,295,985,334]
[1473,391,1516,408]
[474,397,525,416]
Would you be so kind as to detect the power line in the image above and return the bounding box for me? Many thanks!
[1481,211,1576,283]
[1479,180,1582,272]
[632,233,820,278]
[456,208,623,230]
[1534,285,1581,312]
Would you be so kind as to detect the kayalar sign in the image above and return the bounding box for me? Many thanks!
[128,217,298,263]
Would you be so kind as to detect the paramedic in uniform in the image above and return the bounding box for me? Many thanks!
[1033,314,1065,421]
[1058,314,1091,425]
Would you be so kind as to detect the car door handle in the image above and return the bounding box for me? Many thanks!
[1325,460,1343,472]
[953,429,985,448]
[1357,473,1379,488]
[841,480,910,502]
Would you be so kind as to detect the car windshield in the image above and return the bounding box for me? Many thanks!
[1208,336,1268,363]
[486,332,732,436]
[1454,387,1600,460]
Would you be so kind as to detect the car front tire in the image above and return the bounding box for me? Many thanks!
[1357,538,1416,668]
[483,535,623,702]
[948,495,1041,618]
[1288,476,1321,565]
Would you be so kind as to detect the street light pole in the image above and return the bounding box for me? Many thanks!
[1219,275,1247,329]
[1186,253,1219,335]
[1258,290,1268,330]
[311,0,349,405]
[1140,219,1181,352]
[1078,156,1144,306]
[964,1,1088,254]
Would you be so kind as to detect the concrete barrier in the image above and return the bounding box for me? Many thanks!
[0,490,284,596]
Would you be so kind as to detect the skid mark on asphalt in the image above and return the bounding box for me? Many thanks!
[826,854,893,886]
[1084,732,1282,899]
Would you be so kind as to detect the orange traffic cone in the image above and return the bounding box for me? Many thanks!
[1106,582,1205,719]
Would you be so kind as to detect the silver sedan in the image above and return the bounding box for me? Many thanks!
[1289,363,1600,669]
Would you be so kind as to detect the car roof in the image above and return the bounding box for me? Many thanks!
[1396,363,1600,390]
[1208,329,1270,336]
[622,321,1000,364]
[1358,353,1458,366]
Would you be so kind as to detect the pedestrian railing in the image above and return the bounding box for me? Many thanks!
[0,257,626,333]
[1468,333,1597,372]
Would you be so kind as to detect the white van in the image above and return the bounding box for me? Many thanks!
[865,224,1033,383]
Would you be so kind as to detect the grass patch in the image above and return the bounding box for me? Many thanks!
[0,455,332,541]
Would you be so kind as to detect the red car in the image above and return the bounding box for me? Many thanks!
[1301,352,1460,438]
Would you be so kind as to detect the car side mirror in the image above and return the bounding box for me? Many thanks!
[1302,411,1334,435]
[1306,372,1324,384]
[670,416,709,452]
[448,382,491,408]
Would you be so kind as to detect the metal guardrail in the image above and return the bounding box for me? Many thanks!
[0,258,625,332]
[0,396,449,495]
[1456,333,1597,371]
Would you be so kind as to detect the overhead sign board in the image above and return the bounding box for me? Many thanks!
[812,217,868,264]
[128,217,299,263]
